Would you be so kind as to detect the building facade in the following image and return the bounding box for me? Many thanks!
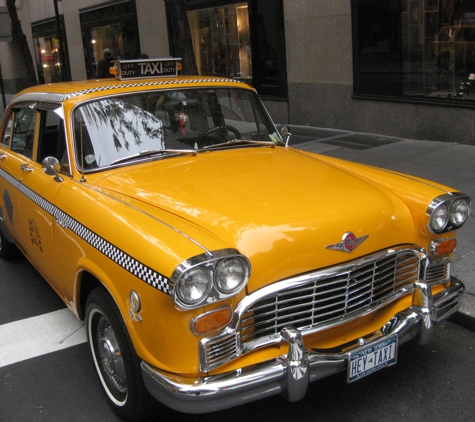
[1,0,475,144]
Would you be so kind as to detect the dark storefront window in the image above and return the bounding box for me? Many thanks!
[80,1,141,79]
[185,0,287,99]
[353,0,475,102]
[32,17,70,84]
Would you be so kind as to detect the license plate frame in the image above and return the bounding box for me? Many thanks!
[347,336,398,383]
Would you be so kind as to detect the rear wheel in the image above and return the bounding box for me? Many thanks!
[0,230,17,260]
[85,287,154,421]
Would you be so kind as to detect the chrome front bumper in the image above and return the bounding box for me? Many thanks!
[141,277,464,414]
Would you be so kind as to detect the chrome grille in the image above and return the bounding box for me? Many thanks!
[200,333,240,372]
[426,260,450,285]
[200,248,427,372]
[240,250,421,344]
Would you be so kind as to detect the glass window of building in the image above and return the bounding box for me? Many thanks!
[32,17,70,84]
[80,1,141,79]
[187,4,252,82]
[36,36,62,83]
[185,0,287,99]
[353,0,475,102]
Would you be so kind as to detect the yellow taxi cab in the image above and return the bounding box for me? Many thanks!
[0,58,471,421]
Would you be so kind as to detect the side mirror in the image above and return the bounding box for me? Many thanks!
[280,126,291,146]
[41,156,63,182]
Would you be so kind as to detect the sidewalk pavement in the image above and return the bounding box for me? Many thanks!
[284,125,475,332]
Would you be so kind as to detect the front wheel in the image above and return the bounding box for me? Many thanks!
[85,287,154,421]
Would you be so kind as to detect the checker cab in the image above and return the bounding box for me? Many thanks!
[0,58,471,421]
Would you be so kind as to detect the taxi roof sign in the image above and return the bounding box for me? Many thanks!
[112,58,182,80]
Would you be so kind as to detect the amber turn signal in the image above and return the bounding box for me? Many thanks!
[191,306,233,335]
[429,238,457,256]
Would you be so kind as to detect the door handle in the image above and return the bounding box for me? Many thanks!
[20,163,33,173]
[0,153,6,161]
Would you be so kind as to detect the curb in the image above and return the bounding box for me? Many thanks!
[452,293,475,331]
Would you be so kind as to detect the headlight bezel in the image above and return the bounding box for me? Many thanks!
[427,192,471,234]
[170,249,251,310]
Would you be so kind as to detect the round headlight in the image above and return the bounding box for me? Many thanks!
[215,257,249,294]
[430,203,449,233]
[176,267,211,305]
[450,198,471,227]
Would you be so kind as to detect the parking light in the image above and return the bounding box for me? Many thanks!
[191,306,233,335]
[429,238,457,256]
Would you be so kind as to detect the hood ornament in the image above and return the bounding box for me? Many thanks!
[325,232,369,253]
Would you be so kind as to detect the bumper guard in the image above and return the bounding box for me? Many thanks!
[141,277,464,414]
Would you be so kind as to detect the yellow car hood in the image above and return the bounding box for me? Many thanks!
[93,147,417,292]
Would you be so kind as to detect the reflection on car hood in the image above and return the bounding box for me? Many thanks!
[93,147,416,292]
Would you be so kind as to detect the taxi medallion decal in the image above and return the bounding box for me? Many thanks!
[325,232,369,253]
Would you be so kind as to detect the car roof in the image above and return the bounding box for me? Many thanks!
[10,76,249,106]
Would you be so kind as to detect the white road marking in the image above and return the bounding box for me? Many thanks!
[0,308,86,368]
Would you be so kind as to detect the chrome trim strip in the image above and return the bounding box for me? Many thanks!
[79,182,211,256]
[141,276,464,414]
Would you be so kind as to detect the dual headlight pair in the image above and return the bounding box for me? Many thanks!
[427,193,471,234]
[170,249,251,309]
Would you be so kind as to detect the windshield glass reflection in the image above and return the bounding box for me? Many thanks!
[73,88,278,170]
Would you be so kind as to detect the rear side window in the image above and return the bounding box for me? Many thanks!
[1,113,13,147]
[11,107,37,159]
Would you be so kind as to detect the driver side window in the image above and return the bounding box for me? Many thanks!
[37,109,69,174]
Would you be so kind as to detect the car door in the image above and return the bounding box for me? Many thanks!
[0,103,67,289]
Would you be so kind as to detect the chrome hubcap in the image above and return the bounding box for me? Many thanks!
[97,317,127,395]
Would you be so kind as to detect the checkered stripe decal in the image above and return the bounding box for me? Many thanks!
[67,78,240,98]
[12,78,244,105]
[57,210,170,293]
[0,168,170,294]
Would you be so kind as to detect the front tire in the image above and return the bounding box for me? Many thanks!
[0,230,17,260]
[85,287,154,421]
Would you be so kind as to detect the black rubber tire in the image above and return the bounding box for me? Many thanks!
[85,287,155,422]
[0,230,17,260]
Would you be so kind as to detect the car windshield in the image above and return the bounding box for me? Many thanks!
[73,87,280,170]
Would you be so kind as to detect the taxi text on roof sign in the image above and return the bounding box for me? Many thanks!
[113,58,182,80]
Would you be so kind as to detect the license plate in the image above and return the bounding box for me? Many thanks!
[347,336,398,383]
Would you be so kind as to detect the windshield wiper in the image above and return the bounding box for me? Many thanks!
[202,138,277,149]
[110,149,197,165]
